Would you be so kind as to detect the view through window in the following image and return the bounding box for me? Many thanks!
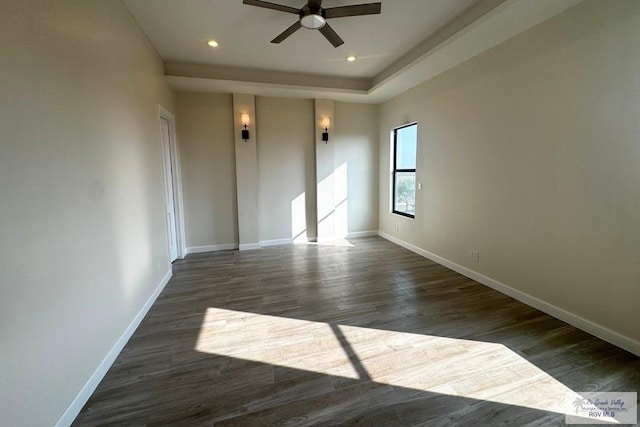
[392,123,417,218]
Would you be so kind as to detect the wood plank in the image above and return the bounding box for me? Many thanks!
[74,237,639,426]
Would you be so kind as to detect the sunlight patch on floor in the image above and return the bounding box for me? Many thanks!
[295,238,355,248]
[194,307,613,421]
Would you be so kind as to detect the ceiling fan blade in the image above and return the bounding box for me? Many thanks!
[324,3,381,19]
[318,23,344,48]
[271,21,302,43]
[242,0,299,14]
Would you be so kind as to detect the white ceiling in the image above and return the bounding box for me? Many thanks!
[123,0,478,78]
[123,0,583,102]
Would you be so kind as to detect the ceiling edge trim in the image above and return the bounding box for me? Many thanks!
[165,62,371,92]
[166,0,584,104]
[166,76,375,103]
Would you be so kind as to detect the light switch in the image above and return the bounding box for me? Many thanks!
[417,182,422,190]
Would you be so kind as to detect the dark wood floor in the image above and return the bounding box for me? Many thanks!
[74,237,639,426]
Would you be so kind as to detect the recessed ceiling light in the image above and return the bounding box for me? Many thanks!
[207,39,219,47]
[346,55,357,62]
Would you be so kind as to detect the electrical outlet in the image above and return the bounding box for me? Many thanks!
[470,250,480,262]
[393,224,399,232]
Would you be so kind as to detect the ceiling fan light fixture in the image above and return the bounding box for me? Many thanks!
[300,13,326,29]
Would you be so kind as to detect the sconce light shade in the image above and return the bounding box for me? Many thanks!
[241,113,250,142]
[321,117,330,143]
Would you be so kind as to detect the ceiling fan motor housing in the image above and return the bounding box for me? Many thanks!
[300,6,326,29]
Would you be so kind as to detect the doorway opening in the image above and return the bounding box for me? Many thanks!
[159,106,185,263]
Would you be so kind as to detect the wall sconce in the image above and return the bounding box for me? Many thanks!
[241,113,250,142]
[321,117,330,143]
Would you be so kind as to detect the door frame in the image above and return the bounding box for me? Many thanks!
[158,105,186,260]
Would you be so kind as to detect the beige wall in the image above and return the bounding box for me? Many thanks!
[175,95,379,246]
[176,92,238,248]
[335,102,379,233]
[256,97,315,242]
[0,0,175,425]
[378,0,640,344]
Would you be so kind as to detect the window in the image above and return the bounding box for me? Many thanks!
[392,123,417,218]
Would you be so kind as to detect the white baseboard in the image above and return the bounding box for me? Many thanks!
[346,230,378,238]
[55,269,173,427]
[260,238,293,247]
[378,231,640,357]
[239,243,260,251]
[315,231,378,242]
[186,243,238,254]
[256,232,376,247]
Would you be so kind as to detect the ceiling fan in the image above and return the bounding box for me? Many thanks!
[242,0,382,48]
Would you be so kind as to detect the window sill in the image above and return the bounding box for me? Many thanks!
[392,211,415,219]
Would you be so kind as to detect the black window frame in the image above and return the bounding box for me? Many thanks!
[392,123,417,219]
